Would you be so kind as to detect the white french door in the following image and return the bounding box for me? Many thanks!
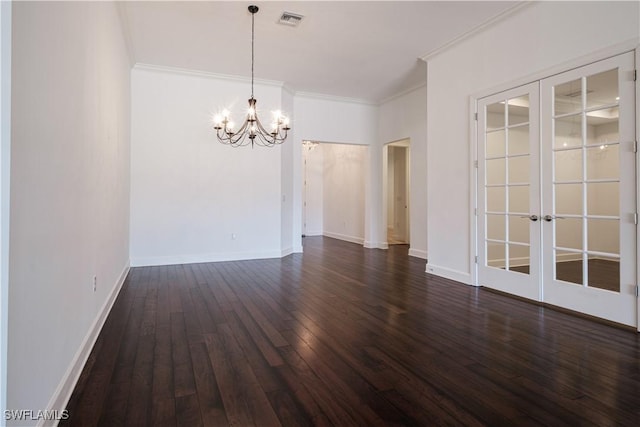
[477,52,637,327]
[478,83,541,301]
[541,52,636,326]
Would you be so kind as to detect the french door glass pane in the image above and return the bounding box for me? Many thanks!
[487,158,506,185]
[508,216,529,244]
[509,156,529,183]
[554,114,582,148]
[588,256,620,292]
[487,102,505,130]
[555,183,582,215]
[508,95,529,126]
[487,186,505,212]
[586,69,618,109]
[586,144,619,180]
[555,250,583,285]
[587,182,618,216]
[587,218,619,255]
[555,218,582,250]
[508,243,529,274]
[554,78,582,115]
[587,108,618,145]
[487,214,506,240]
[508,126,529,155]
[486,130,505,157]
[554,150,583,181]
[509,185,529,213]
[487,242,505,269]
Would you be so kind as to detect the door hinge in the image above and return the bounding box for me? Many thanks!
[474,208,478,216]
[635,285,639,298]
[634,212,638,225]
[474,256,478,264]
[474,112,478,121]
[634,140,637,153]
[474,160,478,168]
[634,69,637,82]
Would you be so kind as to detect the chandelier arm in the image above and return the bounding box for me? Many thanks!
[219,118,251,146]
[254,130,285,146]
[253,116,277,144]
[256,118,287,146]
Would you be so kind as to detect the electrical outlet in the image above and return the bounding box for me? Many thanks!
[93,275,97,292]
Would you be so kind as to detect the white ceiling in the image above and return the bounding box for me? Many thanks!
[121,1,522,102]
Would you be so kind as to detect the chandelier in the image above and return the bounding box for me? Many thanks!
[213,5,290,147]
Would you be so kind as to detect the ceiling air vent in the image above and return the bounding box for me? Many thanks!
[278,11,304,27]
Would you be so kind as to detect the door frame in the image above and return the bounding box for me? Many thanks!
[470,41,639,329]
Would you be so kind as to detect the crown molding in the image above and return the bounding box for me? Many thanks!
[282,83,297,97]
[295,91,376,106]
[133,63,420,107]
[133,63,286,88]
[378,82,426,105]
[420,1,534,62]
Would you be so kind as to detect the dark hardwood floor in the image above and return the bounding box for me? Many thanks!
[62,237,640,426]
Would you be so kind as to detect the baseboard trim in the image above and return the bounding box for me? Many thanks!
[408,248,427,259]
[281,246,293,257]
[42,262,130,427]
[425,263,471,285]
[323,231,364,246]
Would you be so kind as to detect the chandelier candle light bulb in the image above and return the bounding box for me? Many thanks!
[213,5,291,147]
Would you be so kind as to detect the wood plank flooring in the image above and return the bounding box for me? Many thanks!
[62,237,640,426]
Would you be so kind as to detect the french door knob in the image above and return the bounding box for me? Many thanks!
[520,215,539,221]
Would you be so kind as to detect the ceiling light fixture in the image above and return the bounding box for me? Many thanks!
[213,5,290,147]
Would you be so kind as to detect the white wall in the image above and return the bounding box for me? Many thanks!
[303,144,323,236]
[0,0,11,420]
[293,95,380,246]
[426,1,639,283]
[130,67,284,265]
[9,1,131,422]
[294,95,377,146]
[322,143,367,244]
[378,86,428,258]
[280,88,298,255]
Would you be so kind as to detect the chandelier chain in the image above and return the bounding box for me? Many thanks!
[251,8,254,99]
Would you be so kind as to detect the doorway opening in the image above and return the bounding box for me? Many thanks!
[384,139,410,245]
[302,141,368,245]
